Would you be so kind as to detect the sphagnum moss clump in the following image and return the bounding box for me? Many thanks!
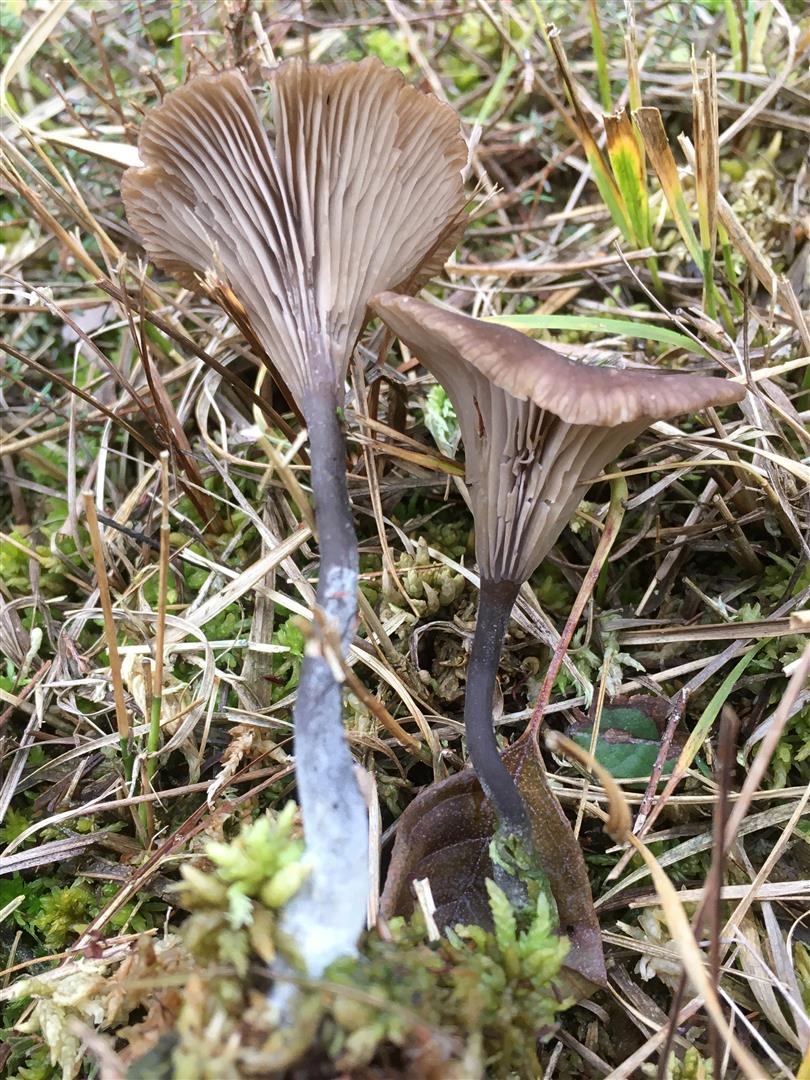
[101,806,570,1079]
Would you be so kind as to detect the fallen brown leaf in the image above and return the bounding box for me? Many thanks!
[381,735,606,989]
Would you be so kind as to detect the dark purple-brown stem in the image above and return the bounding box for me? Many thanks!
[465,577,531,890]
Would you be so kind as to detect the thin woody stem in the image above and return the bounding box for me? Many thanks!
[280,386,367,975]
[526,475,628,741]
[465,577,530,843]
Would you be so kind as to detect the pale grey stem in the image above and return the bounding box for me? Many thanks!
[278,385,368,977]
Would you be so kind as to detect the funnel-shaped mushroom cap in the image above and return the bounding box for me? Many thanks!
[122,60,466,409]
[371,292,745,583]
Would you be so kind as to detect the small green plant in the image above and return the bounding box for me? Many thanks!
[2,808,569,1079]
[174,819,572,1079]
[179,802,309,974]
[31,883,98,951]
[423,383,461,458]
[660,1045,715,1079]
[363,28,409,72]
[322,879,571,1078]
[269,617,306,703]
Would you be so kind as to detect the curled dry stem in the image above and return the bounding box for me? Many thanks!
[543,730,631,843]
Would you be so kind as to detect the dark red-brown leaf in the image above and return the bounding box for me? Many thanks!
[381,734,606,990]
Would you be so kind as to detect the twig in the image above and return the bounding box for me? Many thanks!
[526,474,628,740]
[82,491,132,771]
[147,452,170,783]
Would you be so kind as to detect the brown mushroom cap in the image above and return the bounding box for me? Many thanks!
[370,292,745,583]
[371,292,744,425]
[122,60,466,409]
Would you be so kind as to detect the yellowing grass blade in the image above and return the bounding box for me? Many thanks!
[692,54,719,265]
[692,53,720,316]
[547,25,634,243]
[634,106,702,268]
[604,107,649,248]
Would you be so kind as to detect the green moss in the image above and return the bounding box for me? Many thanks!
[269,617,305,702]
[318,881,569,1077]
[3,1041,57,1080]
[662,1045,714,1079]
[124,806,572,1078]
[382,536,467,620]
[178,802,307,974]
[0,806,31,844]
[31,883,98,950]
[770,703,810,788]
[363,29,409,72]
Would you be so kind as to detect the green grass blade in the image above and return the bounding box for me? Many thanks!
[589,0,611,111]
[674,644,763,775]
[476,48,518,124]
[484,313,710,355]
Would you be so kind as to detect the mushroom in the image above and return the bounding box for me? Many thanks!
[370,292,745,876]
[122,60,466,973]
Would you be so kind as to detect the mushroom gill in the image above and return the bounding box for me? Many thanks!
[370,291,745,882]
[122,62,467,975]
[122,60,466,406]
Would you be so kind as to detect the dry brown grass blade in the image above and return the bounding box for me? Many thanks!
[163,527,314,644]
[527,474,627,737]
[718,0,800,147]
[447,250,652,277]
[633,107,702,267]
[0,833,101,875]
[82,492,130,747]
[626,832,767,1080]
[691,52,720,317]
[0,148,107,280]
[351,361,418,618]
[119,271,224,530]
[95,279,301,445]
[680,133,809,354]
[548,733,766,1079]
[619,618,806,644]
[0,0,73,114]
[313,613,427,759]
[724,645,810,846]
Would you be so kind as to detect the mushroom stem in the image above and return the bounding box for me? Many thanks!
[281,385,368,975]
[465,577,532,895]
